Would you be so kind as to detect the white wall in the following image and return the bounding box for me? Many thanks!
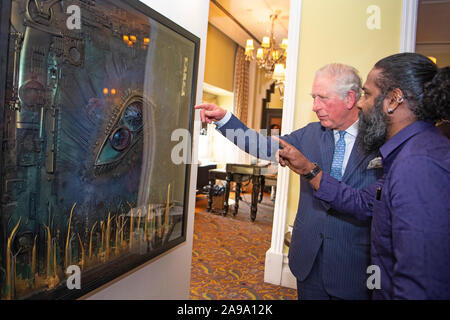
[84,0,209,300]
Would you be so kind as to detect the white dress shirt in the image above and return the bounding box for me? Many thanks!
[213,110,232,128]
[333,120,359,177]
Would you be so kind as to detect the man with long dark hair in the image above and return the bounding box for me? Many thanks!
[278,53,450,299]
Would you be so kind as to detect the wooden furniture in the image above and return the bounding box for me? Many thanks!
[207,163,269,221]
[264,173,277,201]
[207,168,229,212]
[196,163,217,193]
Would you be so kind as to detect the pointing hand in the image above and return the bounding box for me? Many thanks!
[194,103,227,124]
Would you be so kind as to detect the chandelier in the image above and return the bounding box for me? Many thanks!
[244,13,288,79]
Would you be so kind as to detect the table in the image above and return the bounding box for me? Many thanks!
[207,163,269,221]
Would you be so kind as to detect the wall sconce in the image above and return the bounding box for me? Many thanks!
[272,63,285,100]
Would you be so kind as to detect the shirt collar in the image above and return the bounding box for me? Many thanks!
[379,121,434,160]
[333,119,359,138]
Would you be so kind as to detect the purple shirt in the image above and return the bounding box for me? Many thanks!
[315,121,450,299]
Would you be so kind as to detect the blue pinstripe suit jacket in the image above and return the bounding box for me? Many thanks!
[218,114,382,299]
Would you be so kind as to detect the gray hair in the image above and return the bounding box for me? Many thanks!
[315,63,362,100]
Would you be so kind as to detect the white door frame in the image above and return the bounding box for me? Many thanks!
[400,0,419,53]
[264,0,302,286]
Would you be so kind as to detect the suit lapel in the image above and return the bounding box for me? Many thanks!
[342,143,368,182]
[319,127,335,173]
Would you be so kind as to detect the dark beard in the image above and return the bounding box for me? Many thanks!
[357,94,389,155]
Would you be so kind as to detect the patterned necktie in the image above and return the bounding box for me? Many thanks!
[330,131,346,181]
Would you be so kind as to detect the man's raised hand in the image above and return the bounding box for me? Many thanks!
[194,103,227,124]
[275,137,315,176]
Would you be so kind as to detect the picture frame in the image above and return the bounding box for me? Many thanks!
[0,0,199,299]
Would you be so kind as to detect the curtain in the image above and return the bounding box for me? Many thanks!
[233,46,250,125]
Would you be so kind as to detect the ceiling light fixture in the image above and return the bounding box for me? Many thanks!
[244,13,288,79]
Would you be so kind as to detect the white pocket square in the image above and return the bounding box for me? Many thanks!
[367,157,383,169]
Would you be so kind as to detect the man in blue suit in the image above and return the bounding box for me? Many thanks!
[195,64,382,300]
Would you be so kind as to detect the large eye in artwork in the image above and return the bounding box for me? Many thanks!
[110,127,132,151]
[95,98,144,169]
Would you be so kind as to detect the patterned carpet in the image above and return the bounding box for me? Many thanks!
[190,192,297,300]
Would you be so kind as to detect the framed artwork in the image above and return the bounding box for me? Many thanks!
[0,0,199,299]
